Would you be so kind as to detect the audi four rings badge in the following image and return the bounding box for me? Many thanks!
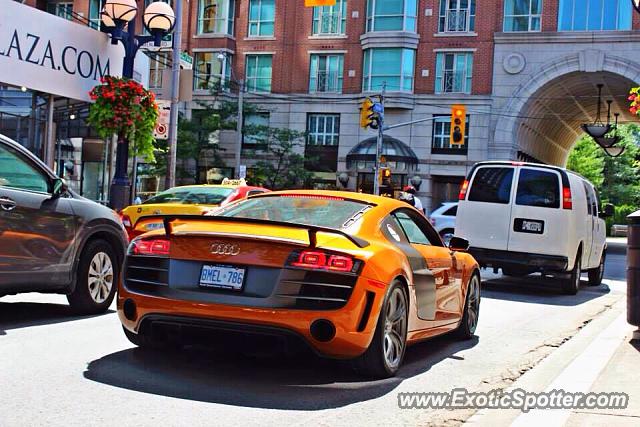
[210,242,241,256]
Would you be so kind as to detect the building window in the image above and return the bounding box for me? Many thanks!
[309,54,343,93]
[431,115,469,154]
[193,52,232,91]
[148,53,168,89]
[307,114,340,146]
[366,0,417,32]
[198,0,235,35]
[245,55,273,92]
[312,0,347,35]
[248,0,275,37]
[504,0,541,32]
[363,48,415,92]
[243,112,270,145]
[47,2,73,20]
[558,0,631,31]
[435,52,473,94]
[88,0,104,29]
[438,0,476,33]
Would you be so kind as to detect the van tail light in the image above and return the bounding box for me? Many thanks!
[129,237,171,256]
[287,250,360,273]
[458,179,470,200]
[563,186,573,210]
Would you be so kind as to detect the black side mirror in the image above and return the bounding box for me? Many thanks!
[448,236,470,252]
[599,203,614,218]
[51,178,67,198]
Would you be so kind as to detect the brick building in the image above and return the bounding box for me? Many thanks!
[16,0,640,211]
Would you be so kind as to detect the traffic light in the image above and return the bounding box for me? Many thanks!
[379,167,392,186]
[360,97,380,129]
[450,104,466,145]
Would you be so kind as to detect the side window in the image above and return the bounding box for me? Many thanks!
[394,211,433,246]
[247,190,265,197]
[0,143,49,193]
[468,167,514,204]
[515,168,560,209]
[444,205,458,216]
[583,182,592,215]
[382,215,409,245]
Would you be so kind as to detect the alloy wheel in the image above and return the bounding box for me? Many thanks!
[383,287,407,370]
[87,252,113,304]
[466,275,480,334]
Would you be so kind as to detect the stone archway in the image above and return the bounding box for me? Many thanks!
[492,50,640,166]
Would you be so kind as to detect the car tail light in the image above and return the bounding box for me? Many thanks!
[129,237,171,256]
[288,250,359,273]
[120,213,132,229]
[458,179,469,200]
[563,186,573,210]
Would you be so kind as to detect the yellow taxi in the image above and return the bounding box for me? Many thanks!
[120,178,269,240]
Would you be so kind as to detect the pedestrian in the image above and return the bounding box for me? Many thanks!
[403,185,425,214]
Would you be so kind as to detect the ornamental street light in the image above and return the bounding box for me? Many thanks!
[101,0,176,210]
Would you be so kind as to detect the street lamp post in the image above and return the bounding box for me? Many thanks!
[101,0,175,210]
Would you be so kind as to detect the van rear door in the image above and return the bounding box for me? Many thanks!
[456,166,516,251]
[507,167,565,256]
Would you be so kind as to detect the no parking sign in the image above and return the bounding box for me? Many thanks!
[154,100,171,140]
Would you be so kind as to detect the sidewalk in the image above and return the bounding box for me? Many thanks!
[467,296,640,426]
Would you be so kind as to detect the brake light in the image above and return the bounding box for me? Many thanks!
[458,179,469,200]
[563,186,573,210]
[511,161,525,166]
[129,238,171,256]
[120,214,132,229]
[289,250,357,273]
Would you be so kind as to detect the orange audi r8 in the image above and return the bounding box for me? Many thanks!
[118,190,481,378]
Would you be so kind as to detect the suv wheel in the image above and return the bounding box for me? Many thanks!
[588,251,606,286]
[562,253,581,295]
[67,239,118,314]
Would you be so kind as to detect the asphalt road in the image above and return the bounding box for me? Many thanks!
[0,253,628,426]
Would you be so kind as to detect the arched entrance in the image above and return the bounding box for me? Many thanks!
[346,136,418,195]
[492,51,640,166]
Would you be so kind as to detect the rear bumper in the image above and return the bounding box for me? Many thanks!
[469,247,568,272]
[117,278,383,359]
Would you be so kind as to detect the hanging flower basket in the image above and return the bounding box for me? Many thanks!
[88,76,159,160]
[628,87,640,115]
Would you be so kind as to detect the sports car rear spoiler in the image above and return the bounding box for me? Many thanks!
[161,215,370,249]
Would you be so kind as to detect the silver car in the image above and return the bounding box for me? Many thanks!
[0,134,127,313]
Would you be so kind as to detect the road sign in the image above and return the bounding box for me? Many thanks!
[179,52,193,70]
[154,100,171,140]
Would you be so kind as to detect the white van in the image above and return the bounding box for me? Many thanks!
[455,161,612,294]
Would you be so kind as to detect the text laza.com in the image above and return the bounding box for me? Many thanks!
[398,388,629,413]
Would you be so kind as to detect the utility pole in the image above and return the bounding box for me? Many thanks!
[373,82,385,196]
[235,79,244,178]
[165,0,183,190]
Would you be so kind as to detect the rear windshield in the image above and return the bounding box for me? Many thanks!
[468,167,514,204]
[144,187,234,205]
[443,205,458,216]
[217,195,370,229]
[516,169,560,208]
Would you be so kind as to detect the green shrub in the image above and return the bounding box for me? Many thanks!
[605,204,637,236]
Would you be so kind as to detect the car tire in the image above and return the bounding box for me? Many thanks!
[352,280,408,379]
[455,273,481,340]
[562,253,581,295]
[588,251,606,287]
[439,229,455,246]
[67,239,118,314]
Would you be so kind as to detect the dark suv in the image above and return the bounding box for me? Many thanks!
[0,134,127,313]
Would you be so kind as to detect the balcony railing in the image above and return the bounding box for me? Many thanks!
[315,13,343,35]
[312,71,341,93]
[442,70,466,93]
[445,10,469,32]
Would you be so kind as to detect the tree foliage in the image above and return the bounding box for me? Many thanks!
[567,124,640,206]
